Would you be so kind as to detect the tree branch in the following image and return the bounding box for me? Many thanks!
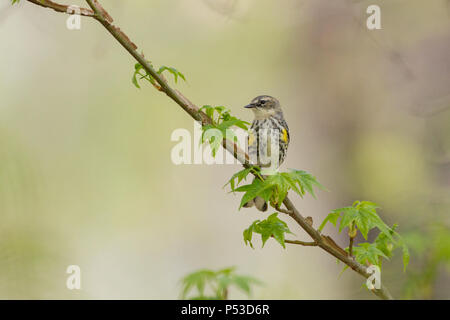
[280,198,393,300]
[23,0,393,300]
[27,0,94,16]
[285,239,318,247]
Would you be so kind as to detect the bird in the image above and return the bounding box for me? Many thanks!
[243,95,290,212]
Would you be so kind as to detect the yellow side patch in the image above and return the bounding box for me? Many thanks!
[248,132,255,146]
[282,129,288,143]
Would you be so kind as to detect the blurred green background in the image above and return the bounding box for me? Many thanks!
[0,0,449,299]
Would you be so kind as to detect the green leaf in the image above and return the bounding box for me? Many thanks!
[321,201,410,272]
[131,62,158,89]
[199,105,249,157]
[214,106,227,114]
[233,170,324,210]
[132,73,141,89]
[243,220,259,248]
[374,227,395,258]
[158,66,186,83]
[357,202,393,241]
[217,106,248,129]
[262,175,289,206]
[243,213,292,249]
[132,62,185,89]
[352,242,389,267]
[200,105,216,122]
[225,166,259,191]
[235,179,273,209]
[228,275,262,295]
[328,201,394,241]
[180,267,262,300]
[180,269,217,299]
[373,224,410,271]
[286,169,326,198]
[201,126,223,157]
[336,207,359,232]
[131,64,142,88]
[318,211,341,232]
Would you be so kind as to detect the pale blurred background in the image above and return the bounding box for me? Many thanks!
[0,0,449,299]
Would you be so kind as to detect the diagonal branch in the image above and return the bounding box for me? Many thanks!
[23,0,393,300]
[26,0,94,16]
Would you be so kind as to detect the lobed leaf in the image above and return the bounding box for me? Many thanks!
[180,267,262,300]
[352,242,389,266]
[243,213,293,249]
[158,65,186,83]
[318,211,341,232]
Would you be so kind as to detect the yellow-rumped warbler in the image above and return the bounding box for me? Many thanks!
[243,95,290,212]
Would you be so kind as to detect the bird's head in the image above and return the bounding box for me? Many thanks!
[244,95,282,119]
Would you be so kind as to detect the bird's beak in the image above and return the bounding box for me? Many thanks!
[244,104,255,109]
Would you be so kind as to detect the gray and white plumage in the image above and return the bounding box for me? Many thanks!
[243,95,290,211]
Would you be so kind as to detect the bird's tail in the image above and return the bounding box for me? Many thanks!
[243,196,268,212]
[242,177,268,212]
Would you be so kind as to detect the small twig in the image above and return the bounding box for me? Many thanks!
[349,236,355,257]
[274,205,293,215]
[285,239,318,246]
[348,222,357,257]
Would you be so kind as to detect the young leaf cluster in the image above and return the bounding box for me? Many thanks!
[351,242,389,266]
[180,267,262,300]
[243,213,293,249]
[132,62,185,89]
[230,169,324,209]
[199,105,249,157]
[319,201,409,270]
[225,166,261,191]
[158,66,186,83]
